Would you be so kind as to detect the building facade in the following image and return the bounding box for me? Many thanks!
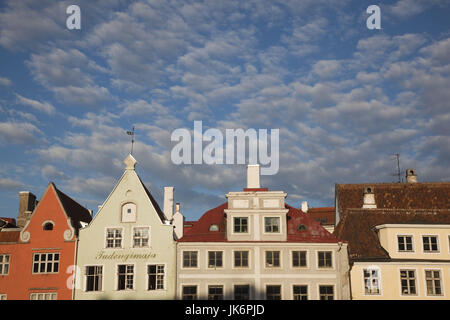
[334,169,450,299]
[0,183,92,300]
[74,155,179,300]
[177,165,350,300]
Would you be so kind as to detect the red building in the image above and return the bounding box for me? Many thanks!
[0,182,92,300]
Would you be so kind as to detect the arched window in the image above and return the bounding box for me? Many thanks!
[209,224,219,231]
[43,222,54,231]
[121,202,137,222]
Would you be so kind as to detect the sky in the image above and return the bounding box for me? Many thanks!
[0,0,449,221]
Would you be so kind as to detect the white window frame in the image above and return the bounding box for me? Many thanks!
[233,216,250,234]
[318,284,335,300]
[207,250,224,269]
[32,252,60,274]
[263,216,281,234]
[181,284,198,300]
[0,254,10,275]
[424,268,444,297]
[362,266,381,296]
[292,284,308,300]
[396,234,414,253]
[121,202,137,223]
[399,268,418,296]
[207,284,225,300]
[265,284,282,300]
[181,250,199,269]
[0,294,6,300]
[116,263,135,291]
[317,250,334,269]
[29,292,57,300]
[233,250,250,269]
[132,226,150,248]
[264,250,281,268]
[105,227,124,249]
[421,234,440,253]
[147,263,166,291]
[84,264,104,293]
[291,250,308,269]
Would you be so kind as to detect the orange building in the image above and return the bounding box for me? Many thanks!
[0,183,92,300]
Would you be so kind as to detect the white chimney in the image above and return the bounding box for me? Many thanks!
[173,202,184,240]
[301,201,308,213]
[247,164,260,189]
[163,187,174,221]
[362,186,376,209]
[406,169,418,183]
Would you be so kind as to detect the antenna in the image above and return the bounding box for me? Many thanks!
[126,126,135,155]
[391,153,401,183]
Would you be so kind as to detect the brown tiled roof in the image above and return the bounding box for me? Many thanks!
[308,207,335,226]
[0,230,20,243]
[179,202,340,243]
[336,183,450,211]
[0,217,17,228]
[333,208,450,261]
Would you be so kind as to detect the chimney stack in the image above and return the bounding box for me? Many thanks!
[163,187,174,221]
[362,186,376,209]
[406,169,418,183]
[173,202,184,240]
[17,191,37,228]
[247,164,260,189]
[301,201,309,213]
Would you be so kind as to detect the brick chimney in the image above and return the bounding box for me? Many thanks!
[17,191,37,228]
[163,186,174,221]
[406,169,418,183]
[362,186,376,209]
[247,164,260,189]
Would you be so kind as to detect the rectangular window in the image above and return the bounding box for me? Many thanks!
[425,270,442,296]
[183,251,198,268]
[208,285,224,300]
[292,251,307,267]
[106,228,122,248]
[293,285,308,300]
[234,251,249,268]
[32,253,60,274]
[0,294,6,300]
[133,227,149,248]
[208,251,223,268]
[319,285,334,300]
[363,269,380,294]
[234,285,250,300]
[423,236,439,252]
[398,235,413,252]
[266,285,281,300]
[264,217,280,233]
[182,286,197,300]
[117,265,134,290]
[85,266,103,292]
[148,265,165,290]
[234,217,248,233]
[318,251,332,268]
[0,254,10,275]
[265,251,280,267]
[400,270,416,295]
[29,293,57,300]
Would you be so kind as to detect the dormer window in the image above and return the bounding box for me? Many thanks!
[121,203,136,222]
[297,224,307,231]
[209,224,219,231]
[43,222,54,231]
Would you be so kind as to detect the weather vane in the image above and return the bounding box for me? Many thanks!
[126,126,135,155]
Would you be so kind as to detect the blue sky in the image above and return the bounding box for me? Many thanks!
[0,0,449,221]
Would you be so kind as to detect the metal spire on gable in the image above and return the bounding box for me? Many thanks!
[126,126,135,155]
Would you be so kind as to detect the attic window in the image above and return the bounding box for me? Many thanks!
[209,224,219,231]
[298,224,307,231]
[43,222,54,231]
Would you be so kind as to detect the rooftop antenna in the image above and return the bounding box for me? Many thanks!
[392,153,401,183]
[126,126,135,155]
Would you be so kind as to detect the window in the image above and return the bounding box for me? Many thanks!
[234,251,249,268]
[266,285,281,300]
[182,286,197,300]
[209,224,219,231]
[400,270,416,295]
[265,251,280,267]
[318,251,332,268]
[106,228,122,248]
[425,270,442,296]
[234,285,250,300]
[292,251,307,268]
[43,222,53,231]
[319,285,334,300]
[363,268,380,294]
[264,217,280,233]
[293,285,308,300]
[0,294,6,300]
[117,265,134,290]
[398,235,413,252]
[121,203,136,222]
[85,266,103,292]
[32,253,59,274]
[148,265,165,290]
[30,293,57,300]
[234,217,248,233]
[423,236,439,252]
[208,251,223,268]
[133,227,149,248]
[297,224,307,231]
[0,254,10,275]
[183,251,198,268]
[208,285,224,300]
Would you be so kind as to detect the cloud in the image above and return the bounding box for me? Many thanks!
[15,94,56,115]
[0,178,25,190]
[0,121,43,145]
[0,76,12,86]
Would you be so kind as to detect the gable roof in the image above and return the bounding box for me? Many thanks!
[178,202,341,243]
[53,184,92,230]
[333,208,450,261]
[137,176,166,223]
[336,182,450,212]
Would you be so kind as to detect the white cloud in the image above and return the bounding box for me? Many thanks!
[0,76,12,86]
[15,94,56,115]
[0,121,43,145]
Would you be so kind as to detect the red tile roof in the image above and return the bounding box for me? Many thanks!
[308,207,335,226]
[333,208,450,261]
[178,202,341,243]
